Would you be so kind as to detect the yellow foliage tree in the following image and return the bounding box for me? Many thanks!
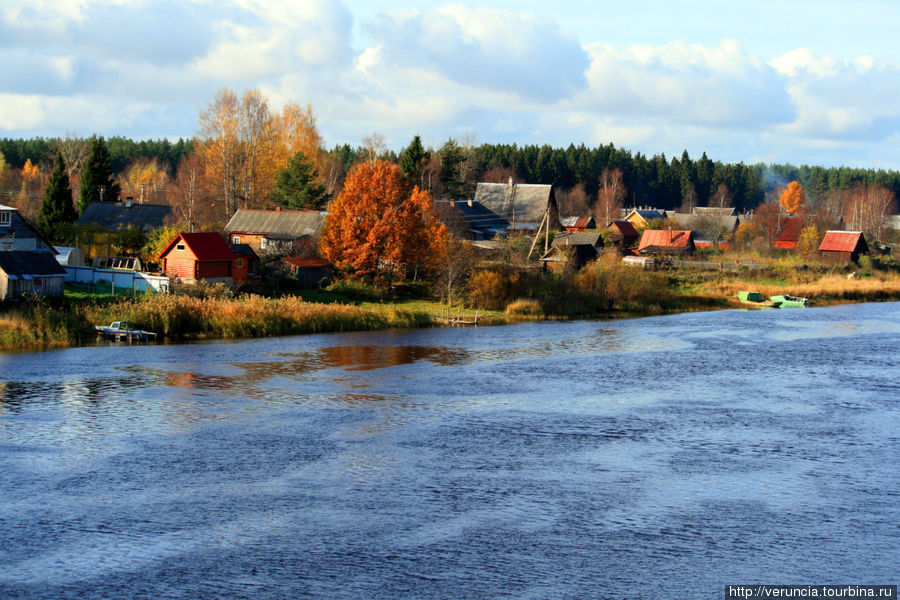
[796,224,822,258]
[779,181,807,214]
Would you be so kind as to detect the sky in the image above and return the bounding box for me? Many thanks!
[2,0,900,169]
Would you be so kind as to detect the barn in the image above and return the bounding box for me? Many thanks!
[159,232,243,284]
[818,231,869,264]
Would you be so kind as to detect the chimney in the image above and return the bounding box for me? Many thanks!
[467,198,473,207]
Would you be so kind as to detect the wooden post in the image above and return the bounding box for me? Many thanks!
[528,210,550,259]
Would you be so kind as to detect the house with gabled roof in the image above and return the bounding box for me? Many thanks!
[605,220,639,250]
[0,251,66,300]
[774,217,805,250]
[0,204,56,252]
[638,229,695,256]
[224,208,325,256]
[78,200,174,232]
[625,208,667,229]
[818,231,868,264]
[159,232,248,285]
[560,216,596,232]
[540,231,603,272]
[473,180,561,234]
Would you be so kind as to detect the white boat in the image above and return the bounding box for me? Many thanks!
[95,321,157,342]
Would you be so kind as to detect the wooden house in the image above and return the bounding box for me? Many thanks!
[0,204,56,252]
[605,220,639,250]
[230,244,260,282]
[774,217,805,250]
[0,251,66,300]
[224,208,325,257]
[473,180,561,235]
[159,232,246,285]
[436,200,510,240]
[638,229,695,256]
[560,216,596,232]
[624,208,666,229]
[818,231,868,264]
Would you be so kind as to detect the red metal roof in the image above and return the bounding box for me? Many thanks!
[607,219,639,237]
[282,257,330,268]
[160,232,235,260]
[638,229,693,250]
[775,217,804,247]
[818,231,865,253]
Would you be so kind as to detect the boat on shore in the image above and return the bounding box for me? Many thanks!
[769,294,810,308]
[737,291,781,308]
[95,321,157,342]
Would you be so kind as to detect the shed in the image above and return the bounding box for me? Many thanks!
[818,231,868,264]
[560,216,596,232]
[159,232,242,284]
[638,229,695,256]
[279,257,333,288]
[230,244,260,282]
[540,231,602,272]
[0,251,66,300]
[605,220,639,248]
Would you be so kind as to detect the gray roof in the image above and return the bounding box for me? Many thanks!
[473,183,556,229]
[78,202,174,232]
[0,205,54,249]
[224,209,325,237]
[670,212,739,234]
[0,251,66,277]
[552,231,603,248]
[694,206,738,217]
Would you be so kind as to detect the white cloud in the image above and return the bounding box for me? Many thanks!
[364,4,589,102]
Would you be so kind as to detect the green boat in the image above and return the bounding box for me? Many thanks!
[737,291,780,308]
[769,294,810,308]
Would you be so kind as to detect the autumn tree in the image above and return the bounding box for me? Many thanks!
[120,158,169,204]
[270,150,328,210]
[779,181,807,214]
[78,136,120,214]
[796,224,822,259]
[169,149,215,231]
[844,184,897,241]
[595,168,626,226]
[37,153,77,239]
[279,102,324,172]
[709,183,733,208]
[557,183,590,218]
[320,160,447,285]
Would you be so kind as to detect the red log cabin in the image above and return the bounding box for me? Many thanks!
[159,232,248,284]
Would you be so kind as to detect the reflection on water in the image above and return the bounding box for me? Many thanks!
[0,303,898,599]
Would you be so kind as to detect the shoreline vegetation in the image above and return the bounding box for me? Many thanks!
[3,259,900,353]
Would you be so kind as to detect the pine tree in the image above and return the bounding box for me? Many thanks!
[270,150,328,210]
[37,152,77,239]
[78,136,120,214]
[400,135,427,185]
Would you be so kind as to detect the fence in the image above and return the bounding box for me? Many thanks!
[64,266,170,294]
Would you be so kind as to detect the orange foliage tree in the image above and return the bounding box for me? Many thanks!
[779,181,807,214]
[320,160,447,284]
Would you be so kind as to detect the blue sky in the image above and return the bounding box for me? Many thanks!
[2,0,900,169]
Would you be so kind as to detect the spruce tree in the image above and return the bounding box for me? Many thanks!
[270,150,328,210]
[400,135,428,185]
[78,136,120,214]
[37,152,77,239]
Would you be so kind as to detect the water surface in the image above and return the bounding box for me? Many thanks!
[1,303,898,598]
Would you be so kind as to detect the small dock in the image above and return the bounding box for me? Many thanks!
[437,307,479,326]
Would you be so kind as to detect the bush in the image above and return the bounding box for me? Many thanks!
[505,298,542,315]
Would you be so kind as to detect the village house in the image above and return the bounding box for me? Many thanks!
[818,231,869,264]
[473,180,561,235]
[638,229,695,256]
[77,198,175,263]
[624,208,667,229]
[0,204,56,252]
[560,216,596,232]
[435,199,510,241]
[774,216,805,250]
[604,219,640,252]
[540,231,603,272]
[159,232,249,285]
[669,207,740,248]
[0,251,67,300]
[224,208,325,257]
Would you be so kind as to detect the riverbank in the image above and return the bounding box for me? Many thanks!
[2,269,900,353]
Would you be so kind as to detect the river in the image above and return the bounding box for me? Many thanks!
[1,303,898,599]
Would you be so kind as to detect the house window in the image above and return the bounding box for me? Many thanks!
[260,237,269,249]
[176,244,185,250]
[232,236,240,244]
[235,259,244,268]
[0,211,10,227]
